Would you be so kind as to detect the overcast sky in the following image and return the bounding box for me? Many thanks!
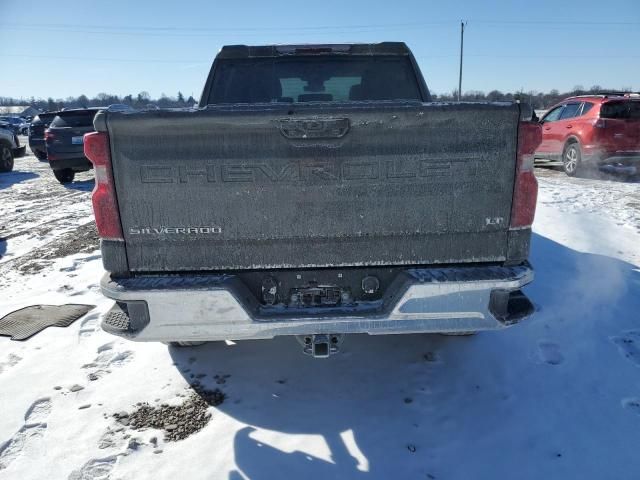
[1,0,639,100]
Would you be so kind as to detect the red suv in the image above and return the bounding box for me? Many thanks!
[535,94,640,176]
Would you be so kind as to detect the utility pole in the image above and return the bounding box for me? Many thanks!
[458,21,467,102]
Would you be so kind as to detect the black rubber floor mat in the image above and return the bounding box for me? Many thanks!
[0,304,95,340]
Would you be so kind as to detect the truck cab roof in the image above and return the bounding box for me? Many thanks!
[216,42,412,59]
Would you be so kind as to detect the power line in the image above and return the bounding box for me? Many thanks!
[0,53,209,64]
[0,53,457,65]
[0,20,455,31]
[0,21,454,35]
[0,19,638,36]
[2,52,638,65]
[474,19,640,25]
[3,19,640,30]
[0,25,451,38]
[462,54,640,59]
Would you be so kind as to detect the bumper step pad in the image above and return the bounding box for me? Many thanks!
[102,301,150,336]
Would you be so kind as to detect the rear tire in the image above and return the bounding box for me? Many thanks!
[53,168,75,184]
[169,341,207,347]
[440,331,477,336]
[562,142,582,177]
[0,144,14,172]
[34,150,47,160]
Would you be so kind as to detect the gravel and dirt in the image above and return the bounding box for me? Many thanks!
[119,385,226,442]
[13,221,99,274]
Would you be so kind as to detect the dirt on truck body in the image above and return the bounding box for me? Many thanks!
[85,42,541,356]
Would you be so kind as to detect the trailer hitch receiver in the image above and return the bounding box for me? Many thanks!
[297,334,344,358]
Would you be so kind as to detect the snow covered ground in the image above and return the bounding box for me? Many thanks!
[1,148,639,480]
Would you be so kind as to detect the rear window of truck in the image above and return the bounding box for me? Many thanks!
[600,101,640,119]
[50,111,98,128]
[207,56,423,104]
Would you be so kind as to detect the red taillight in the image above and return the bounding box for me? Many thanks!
[44,129,54,141]
[84,132,123,240]
[510,121,541,228]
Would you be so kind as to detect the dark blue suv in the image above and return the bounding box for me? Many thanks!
[45,108,99,183]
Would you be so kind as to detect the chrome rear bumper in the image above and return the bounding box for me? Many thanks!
[100,264,535,342]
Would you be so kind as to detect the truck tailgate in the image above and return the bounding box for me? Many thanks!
[103,102,520,271]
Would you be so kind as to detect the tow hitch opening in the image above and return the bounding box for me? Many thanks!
[298,334,343,358]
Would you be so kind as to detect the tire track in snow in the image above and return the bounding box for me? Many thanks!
[536,168,640,232]
[0,149,94,269]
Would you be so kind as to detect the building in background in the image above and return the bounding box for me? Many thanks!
[0,106,41,118]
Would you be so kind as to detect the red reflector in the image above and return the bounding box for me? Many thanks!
[84,132,123,240]
[511,122,541,228]
[84,131,110,167]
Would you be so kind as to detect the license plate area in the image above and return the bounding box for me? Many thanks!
[290,285,347,308]
[71,136,84,145]
[237,267,403,318]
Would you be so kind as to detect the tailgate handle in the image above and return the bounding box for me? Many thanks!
[278,118,350,139]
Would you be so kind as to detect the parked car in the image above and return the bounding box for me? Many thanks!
[0,119,18,135]
[0,126,27,172]
[107,104,134,112]
[28,112,57,160]
[0,116,29,135]
[86,42,540,356]
[535,94,640,176]
[45,108,100,183]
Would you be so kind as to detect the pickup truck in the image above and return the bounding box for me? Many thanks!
[85,42,541,357]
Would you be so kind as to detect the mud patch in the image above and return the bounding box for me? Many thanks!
[16,222,99,274]
[116,386,225,442]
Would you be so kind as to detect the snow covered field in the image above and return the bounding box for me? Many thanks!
[1,147,639,480]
